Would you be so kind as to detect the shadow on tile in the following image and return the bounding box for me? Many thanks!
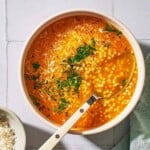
[113,117,130,146]
[84,128,114,150]
[139,41,150,59]
[84,116,130,150]
[24,123,66,150]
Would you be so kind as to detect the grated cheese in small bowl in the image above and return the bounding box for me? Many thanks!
[0,110,16,150]
[0,121,16,150]
[0,108,26,150]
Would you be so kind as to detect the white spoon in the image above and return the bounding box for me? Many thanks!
[39,53,135,150]
[39,94,100,150]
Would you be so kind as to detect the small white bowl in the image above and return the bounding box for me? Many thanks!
[20,10,145,135]
[0,107,26,150]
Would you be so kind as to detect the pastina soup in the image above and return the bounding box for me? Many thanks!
[23,15,137,131]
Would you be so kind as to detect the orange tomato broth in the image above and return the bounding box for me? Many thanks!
[24,15,137,131]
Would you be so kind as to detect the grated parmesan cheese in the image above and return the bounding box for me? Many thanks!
[0,113,16,150]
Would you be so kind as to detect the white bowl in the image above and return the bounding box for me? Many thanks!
[19,10,145,135]
[0,107,26,150]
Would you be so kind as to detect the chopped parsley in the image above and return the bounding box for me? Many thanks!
[58,98,70,111]
[68,38,96,65]
[54,38,96,112]
[53,98,70,112]
[67,72,82,91]
[104,24,122,36]
[122,79,127,86]
[57,72,82,92]
[30,94,40,106]
[56,79,66,90]
[32,75,40,81]
[32,62,40,70]
[102,41,111,48]
[41,87,57,101]
[41,87,49,94]
[33,81,42,89]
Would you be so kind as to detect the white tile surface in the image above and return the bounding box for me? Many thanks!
[0,0,6,41]
[0,41,7,106]
[114,0,150,39]
[7,0,112,41]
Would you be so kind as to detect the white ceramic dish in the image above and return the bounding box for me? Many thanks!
[20,10,145,135]
[0,107,26,150]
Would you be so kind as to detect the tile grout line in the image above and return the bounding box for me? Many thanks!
[5,0,8,40]
[8,40,25,43]
[5,0,25,107]
[5,0,8,107]
[6,39,150,43]
[5,42,8,107]
[111,0,115,17]
[138,38,150,41]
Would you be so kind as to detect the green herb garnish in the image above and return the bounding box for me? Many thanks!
[56,72,82,92]
[102,41,111,48]
[91,37,96,47]
[56,79,66,90]
[32,62,40,70]
[122,79,127,86]
[67,72,82,91]
[41,87,57,101]
[68,38,96,65]
[53,98,70,112]
[41,87,49,94]
[33,81,42,89]
[104,24,122,36]
[58,98,70,111]
[32,75,40,81]
[30,94,40,106]
[55,38,96,111]
[57,39,96,93]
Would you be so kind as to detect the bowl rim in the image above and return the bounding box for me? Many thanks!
[0,106,26,149]
[19,9,145,135]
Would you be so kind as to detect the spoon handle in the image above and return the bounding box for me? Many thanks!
[39,95,99,150]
